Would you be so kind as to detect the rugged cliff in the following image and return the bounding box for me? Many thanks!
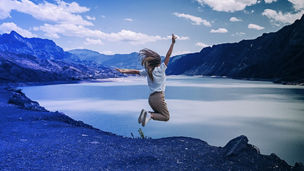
[167,15,304,84]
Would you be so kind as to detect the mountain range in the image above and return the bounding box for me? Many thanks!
[67,49,143,70]
[1,14,303,84]
[0,31,117,83]
[167,15,304,84]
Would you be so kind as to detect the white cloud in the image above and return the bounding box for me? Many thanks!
[84,38,103,45]
[262,9,304,24]
[0,0,92,26]
[86,16,96,21]
[196,0,258,12]
[172,51,192,56]
[232,32,246,36]
[210,28,228,33]
[177,35,190,40]
[262,0,304,25]
[0,0,12,19]
[229,17,242,22]
[104,29,165,44]
[264,0,277,4]
[36,23,188,44]
[0,0,188,45]
[244,9,255,14]
[195,42,209,48]
[124,18,133,22]
[99,50,115,55]
[165,35,190,41]
[173,12,211,26]
[289,0,304,11]
[248,23,264,30]
[0,22,36,37]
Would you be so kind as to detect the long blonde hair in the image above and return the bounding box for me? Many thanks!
[139,48,161,81]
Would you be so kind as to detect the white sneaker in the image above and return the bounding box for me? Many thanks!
[142,112,151,127]
[138,109,146,124]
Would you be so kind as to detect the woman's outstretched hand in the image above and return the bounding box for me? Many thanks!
[172,34,177,44]
[116,68,140,75]
[116,68,123,73]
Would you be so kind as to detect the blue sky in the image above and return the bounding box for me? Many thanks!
[0,0,303,56]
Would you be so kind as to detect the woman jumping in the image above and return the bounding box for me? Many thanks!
[116,34,177,127]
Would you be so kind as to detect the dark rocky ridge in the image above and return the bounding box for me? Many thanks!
[1,86,303,170]
[167,15,304,84]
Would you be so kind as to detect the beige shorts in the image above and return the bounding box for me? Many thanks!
[148,91,170,121]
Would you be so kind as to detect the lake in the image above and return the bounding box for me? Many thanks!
[20,76,304,165]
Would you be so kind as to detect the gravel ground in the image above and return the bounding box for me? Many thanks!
[0,86,303,171]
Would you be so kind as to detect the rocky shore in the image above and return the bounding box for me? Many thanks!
[0,85,303,170]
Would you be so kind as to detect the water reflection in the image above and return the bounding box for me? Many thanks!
[21,76,304,165]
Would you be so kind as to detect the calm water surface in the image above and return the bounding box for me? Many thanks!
[21,76,304,164]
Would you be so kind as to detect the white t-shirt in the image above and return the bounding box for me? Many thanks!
[139,63,167,94]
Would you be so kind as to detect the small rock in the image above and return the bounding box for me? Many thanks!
[293,162,304,171]
[20,139,27,142]
[90,141,99,144]
[8,89,47,112]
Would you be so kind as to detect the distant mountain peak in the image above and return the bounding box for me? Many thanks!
[0,30,65,60]
[9,30,24,40]
[10,30,20,35]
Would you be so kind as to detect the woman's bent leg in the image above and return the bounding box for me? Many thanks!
[148,92,170,121]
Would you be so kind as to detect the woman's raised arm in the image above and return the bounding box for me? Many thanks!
[164,34,177,66]
[116,68,140,75]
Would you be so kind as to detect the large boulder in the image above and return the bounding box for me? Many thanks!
[7,88,47,112]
